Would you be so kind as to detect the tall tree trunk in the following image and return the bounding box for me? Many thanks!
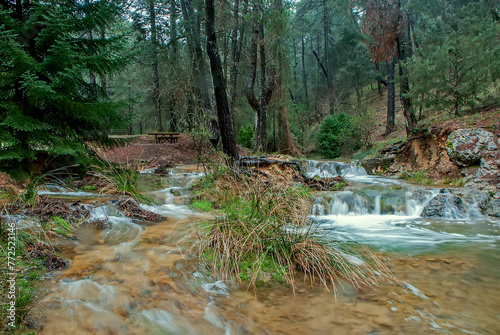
[149,0,163,131]
[170,0,178,55]
[85,0,96,90]
[257,21,268,153]
[180,0,211,113]
[228,0,241,116]
[301,35,309,106]
[275,0,301,156]
[100,28,107,94]
[246,15,274,153]
[205,0,238,161]
[169,0,178,131]
[397,6,415,136]
[375,62,383,96]
[386,56,395,134]
[323,0,331,90]
[247,20,259,140]
[292,37,298,97]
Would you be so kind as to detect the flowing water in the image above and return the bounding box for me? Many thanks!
[25,163,500,334]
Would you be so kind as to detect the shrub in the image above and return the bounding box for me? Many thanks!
[237,123,254,149]
[317,113,362,159]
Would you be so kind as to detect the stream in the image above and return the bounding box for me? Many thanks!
[23,163,500,334]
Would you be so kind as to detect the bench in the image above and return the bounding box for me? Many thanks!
[148,132,181,144]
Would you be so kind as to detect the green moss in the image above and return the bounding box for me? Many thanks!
[445,140,453,150]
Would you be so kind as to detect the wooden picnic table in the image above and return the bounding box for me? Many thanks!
[148,132,181,144]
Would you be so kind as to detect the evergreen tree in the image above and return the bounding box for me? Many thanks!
[0,0,130,178]
[407,1,500,116]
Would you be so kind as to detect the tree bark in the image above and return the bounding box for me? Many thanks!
[149,0,163,131]
[386,56,395,134]
[100,28,107,95]
[323,0,331,90]
[228,0,241,116]
[169,0,178,131]
[246,15,274,153]
[180,0,211,112]
[205,0,239,161]
[375,62,383,96]
[312,50,328,82]
[275,0,301,156]
[301,36,309,106]
[257,21,268,153]
[246,22,259,114]
[397,6,415,136]
[170,0,178,55]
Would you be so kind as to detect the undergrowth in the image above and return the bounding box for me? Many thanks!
[194,167,392,293]
[89,157,152,204]
[0,215,63,332]
[400,170,435,185]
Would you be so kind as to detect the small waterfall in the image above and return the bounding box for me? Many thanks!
[323,190,411,217]
[305,160,369,179]
[373,195,381,215]
[305,160,340,178]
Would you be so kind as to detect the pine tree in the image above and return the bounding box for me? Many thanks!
[0,0,130,178]
[407,1,500,117]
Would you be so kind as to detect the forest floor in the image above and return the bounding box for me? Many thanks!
[363,88,500,144]
[99,133,251,169]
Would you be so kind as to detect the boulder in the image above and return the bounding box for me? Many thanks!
[456,189,491,210]
[466,158,500,192]
[486,199,500,217]
[421,194,465,218]
[446,128,498,167]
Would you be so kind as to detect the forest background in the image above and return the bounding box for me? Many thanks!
[1,0,499,176]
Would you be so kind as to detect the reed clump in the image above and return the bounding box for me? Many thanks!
[88,157,152,204]
[196,167,392,292]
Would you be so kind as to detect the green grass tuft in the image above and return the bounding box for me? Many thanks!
[195,170,392,292]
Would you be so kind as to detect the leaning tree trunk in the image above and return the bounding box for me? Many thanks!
[386,56,395,134]
[149,0,163,131]
[205,0,238,161]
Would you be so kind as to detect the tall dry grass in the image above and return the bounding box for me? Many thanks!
[196,169,392,292]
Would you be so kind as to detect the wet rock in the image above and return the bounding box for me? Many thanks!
[153,162,173,175]
[421,194,465,218]
[454,189,490,211]
[465,158,500,192]
[461,166,478,177]
[446,128,498,167]
[486,199,500,217]
[170,189,182,196]
[117,198,166,223]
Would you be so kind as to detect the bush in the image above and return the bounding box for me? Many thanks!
[237,123,254,149]
[317,113,362,159]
